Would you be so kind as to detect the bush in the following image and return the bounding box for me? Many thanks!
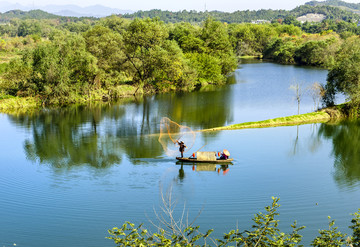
[108,197,360,246]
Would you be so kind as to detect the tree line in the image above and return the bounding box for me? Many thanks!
[122,5,360,24]
[307,0,360,12]
[0,16,238,105]
[0,14,360,114]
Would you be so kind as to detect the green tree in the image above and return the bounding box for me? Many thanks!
[108,197,305,246]
[0,57,32,96]
[228,23,277,56]
[325,36,360,107]
[123,18,169,92]
[264,37,297,64]
[200,18,237,75]
[61,21,92,33]
[17,20,42,37]
[350,210,360,247]
[294,36,340,68]
[311,217,347,247]
[83,25,128,86]
[99,15,129,34]
[276,24,303,36]
[123,18,196,93]
[170,22,205,53]
[186,52,224,85]
[108,196,360,246]
[2,33,98,103]
[283,15,301,27]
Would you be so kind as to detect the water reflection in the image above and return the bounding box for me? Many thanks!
[10,104,126,168]
[318,121,360,188]
[7,86,233,168]
[177,163,231,180]
[7,95,360,191]
[154,86,233,130]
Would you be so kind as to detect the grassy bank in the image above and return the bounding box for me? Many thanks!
[0,96,42,115]
[0,84,138,114]
[202,111,335,132]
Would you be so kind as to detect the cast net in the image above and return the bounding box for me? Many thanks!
[158,117,196,157]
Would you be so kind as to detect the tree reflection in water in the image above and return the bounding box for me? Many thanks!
[318,120,360,188]
[10,104,127,168]
[8,87,233,168]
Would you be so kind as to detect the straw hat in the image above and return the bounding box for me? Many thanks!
[223,149,230,156]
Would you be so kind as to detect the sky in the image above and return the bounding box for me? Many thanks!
[6,0,360,12]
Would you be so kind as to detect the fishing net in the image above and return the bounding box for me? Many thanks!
[158,117,196,157]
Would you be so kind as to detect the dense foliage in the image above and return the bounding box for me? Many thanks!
[0,7,360,111]
[0,16,238,104]
[324,36,360,112]
[108,197,360,246]
[122,4,359,23]
[307,0,360,13]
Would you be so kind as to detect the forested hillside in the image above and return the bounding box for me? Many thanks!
[1,3,359,24]
[306,0,360,14]
[0,9,97,23]
[122,5,359,23]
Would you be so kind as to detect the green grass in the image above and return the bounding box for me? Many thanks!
[202,111,332,132]
[0,84,138,115]
[0,96,41,115]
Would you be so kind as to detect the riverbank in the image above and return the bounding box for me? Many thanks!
[202,109,342,132]
[0,84,138,114]
[0,96,42,115]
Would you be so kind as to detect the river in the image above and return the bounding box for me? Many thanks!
[0,60,359,247]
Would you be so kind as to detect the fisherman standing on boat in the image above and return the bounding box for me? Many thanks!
[177,141,186,158]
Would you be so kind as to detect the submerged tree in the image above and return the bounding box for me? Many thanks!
[290,82,303,115]
[308,82,325,111]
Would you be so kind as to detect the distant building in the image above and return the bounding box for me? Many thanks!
[251,20,271,24]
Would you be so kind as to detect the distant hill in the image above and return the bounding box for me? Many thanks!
[305,0,360,14]
[41,4,133,18]
[0,0,359,24]
[0,9,96,22]
[0,1,133,18]
[0,9,60,20]
[122,4,359,23]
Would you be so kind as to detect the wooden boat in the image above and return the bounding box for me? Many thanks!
[176,157,233,163]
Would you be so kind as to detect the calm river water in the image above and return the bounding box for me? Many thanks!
[0,60,359,247]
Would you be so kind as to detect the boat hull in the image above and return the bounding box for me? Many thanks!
[176,157,233,163]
